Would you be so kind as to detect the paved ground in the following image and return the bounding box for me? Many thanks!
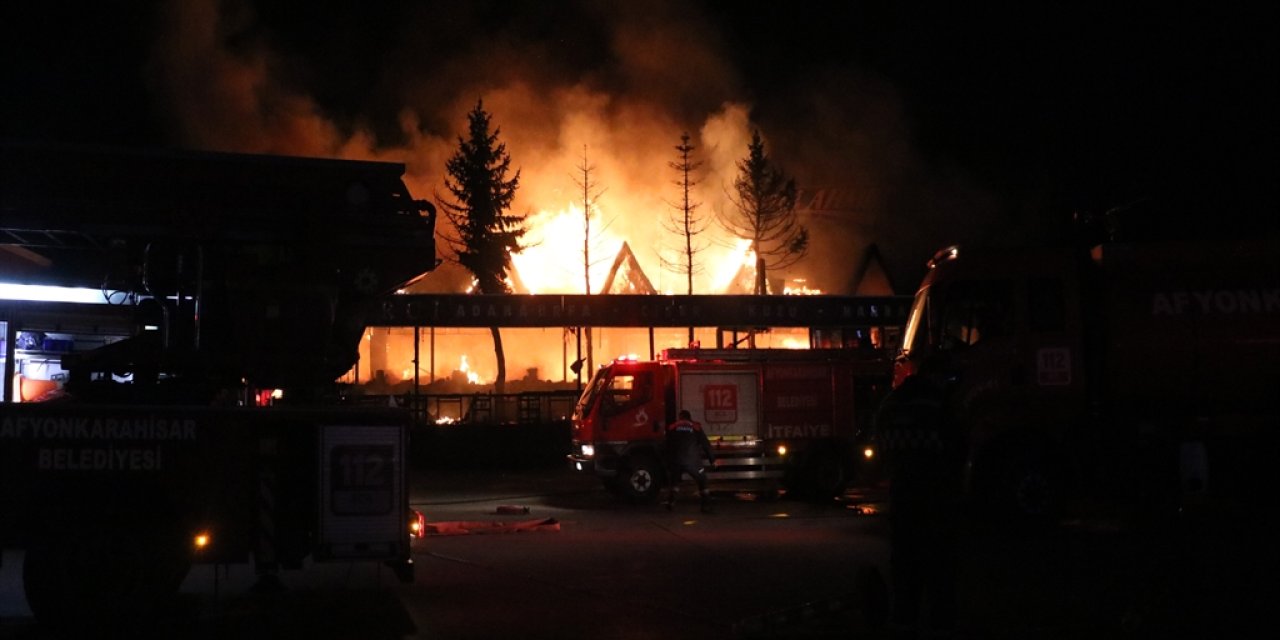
[409,466,1273,640]
[403,467,893,639]
[2,461,1271,639]
[3,466,890,639]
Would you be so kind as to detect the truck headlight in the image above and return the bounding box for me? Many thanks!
[409,509,427,539]
[581,444,595,457]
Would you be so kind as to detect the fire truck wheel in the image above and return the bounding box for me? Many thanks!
[973,442,1061,525]
[23,511,192,632]
[809,449,850,499]
[757,479,784,502]
[617,454,662,503]
[790,449,848,501]
[1013,455,1066,525]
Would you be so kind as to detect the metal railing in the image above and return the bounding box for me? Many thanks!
[357,391,579,426]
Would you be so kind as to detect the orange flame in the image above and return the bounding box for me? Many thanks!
[459,355,482,384]
[511,203,623,294]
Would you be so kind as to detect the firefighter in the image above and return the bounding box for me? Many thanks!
[664,409,716,513]
[873,353,965,637]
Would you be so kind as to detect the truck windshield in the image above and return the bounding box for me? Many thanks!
[901,279,1014,355]
[576,367,611,418]
[938,280,1014,348]
[901,288,929,356]
[601,372,651,412]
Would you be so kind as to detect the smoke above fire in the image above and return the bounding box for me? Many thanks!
[145,0,974,295]
[148,1,745,291]
[144,0,997,385]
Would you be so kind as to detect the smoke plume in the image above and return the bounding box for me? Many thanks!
[147,0,972,295]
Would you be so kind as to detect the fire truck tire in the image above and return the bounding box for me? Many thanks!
[972,441,1061,525]
[23,511,191,632]
[616,454,663,503]
[790,448,848,501]
[758,479,784,502]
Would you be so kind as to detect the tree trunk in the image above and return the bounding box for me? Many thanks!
[490,326,506,394]
[751,255,767,348]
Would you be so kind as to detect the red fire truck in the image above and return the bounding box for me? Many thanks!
[1,143,435,630]
[568,348,892,501]
[887,237,1279,519]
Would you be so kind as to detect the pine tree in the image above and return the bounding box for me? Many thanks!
[439,99,525,393]
[661,132,708,294]
[660,132,708,344]
[721,130,808,295]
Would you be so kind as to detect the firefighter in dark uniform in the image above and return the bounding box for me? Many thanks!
[664,409,716,513]
[873,353,966,637]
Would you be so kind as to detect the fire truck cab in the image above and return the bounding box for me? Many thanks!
[1,143,436,630]
[570,348,890,502]
[890,239,1279,519]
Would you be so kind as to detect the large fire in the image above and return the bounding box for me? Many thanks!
[508,206,821,297]
[336,109,829,391]
[511,204,624,294]
[353,240,820,393]
[351,197,825,392]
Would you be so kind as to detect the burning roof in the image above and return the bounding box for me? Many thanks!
[599,241,656,295]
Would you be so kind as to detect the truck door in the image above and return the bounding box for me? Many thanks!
[599,366,662,440]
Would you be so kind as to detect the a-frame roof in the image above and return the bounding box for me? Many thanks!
[599,241,656,295]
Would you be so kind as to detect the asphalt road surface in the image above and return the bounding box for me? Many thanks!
[1,464,1268,639]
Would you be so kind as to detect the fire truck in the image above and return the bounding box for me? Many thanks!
[887,237,1279,519]
[568,347,892,501]
[1,143,436,629]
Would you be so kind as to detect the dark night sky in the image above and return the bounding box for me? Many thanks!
[3,1,1276,286]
